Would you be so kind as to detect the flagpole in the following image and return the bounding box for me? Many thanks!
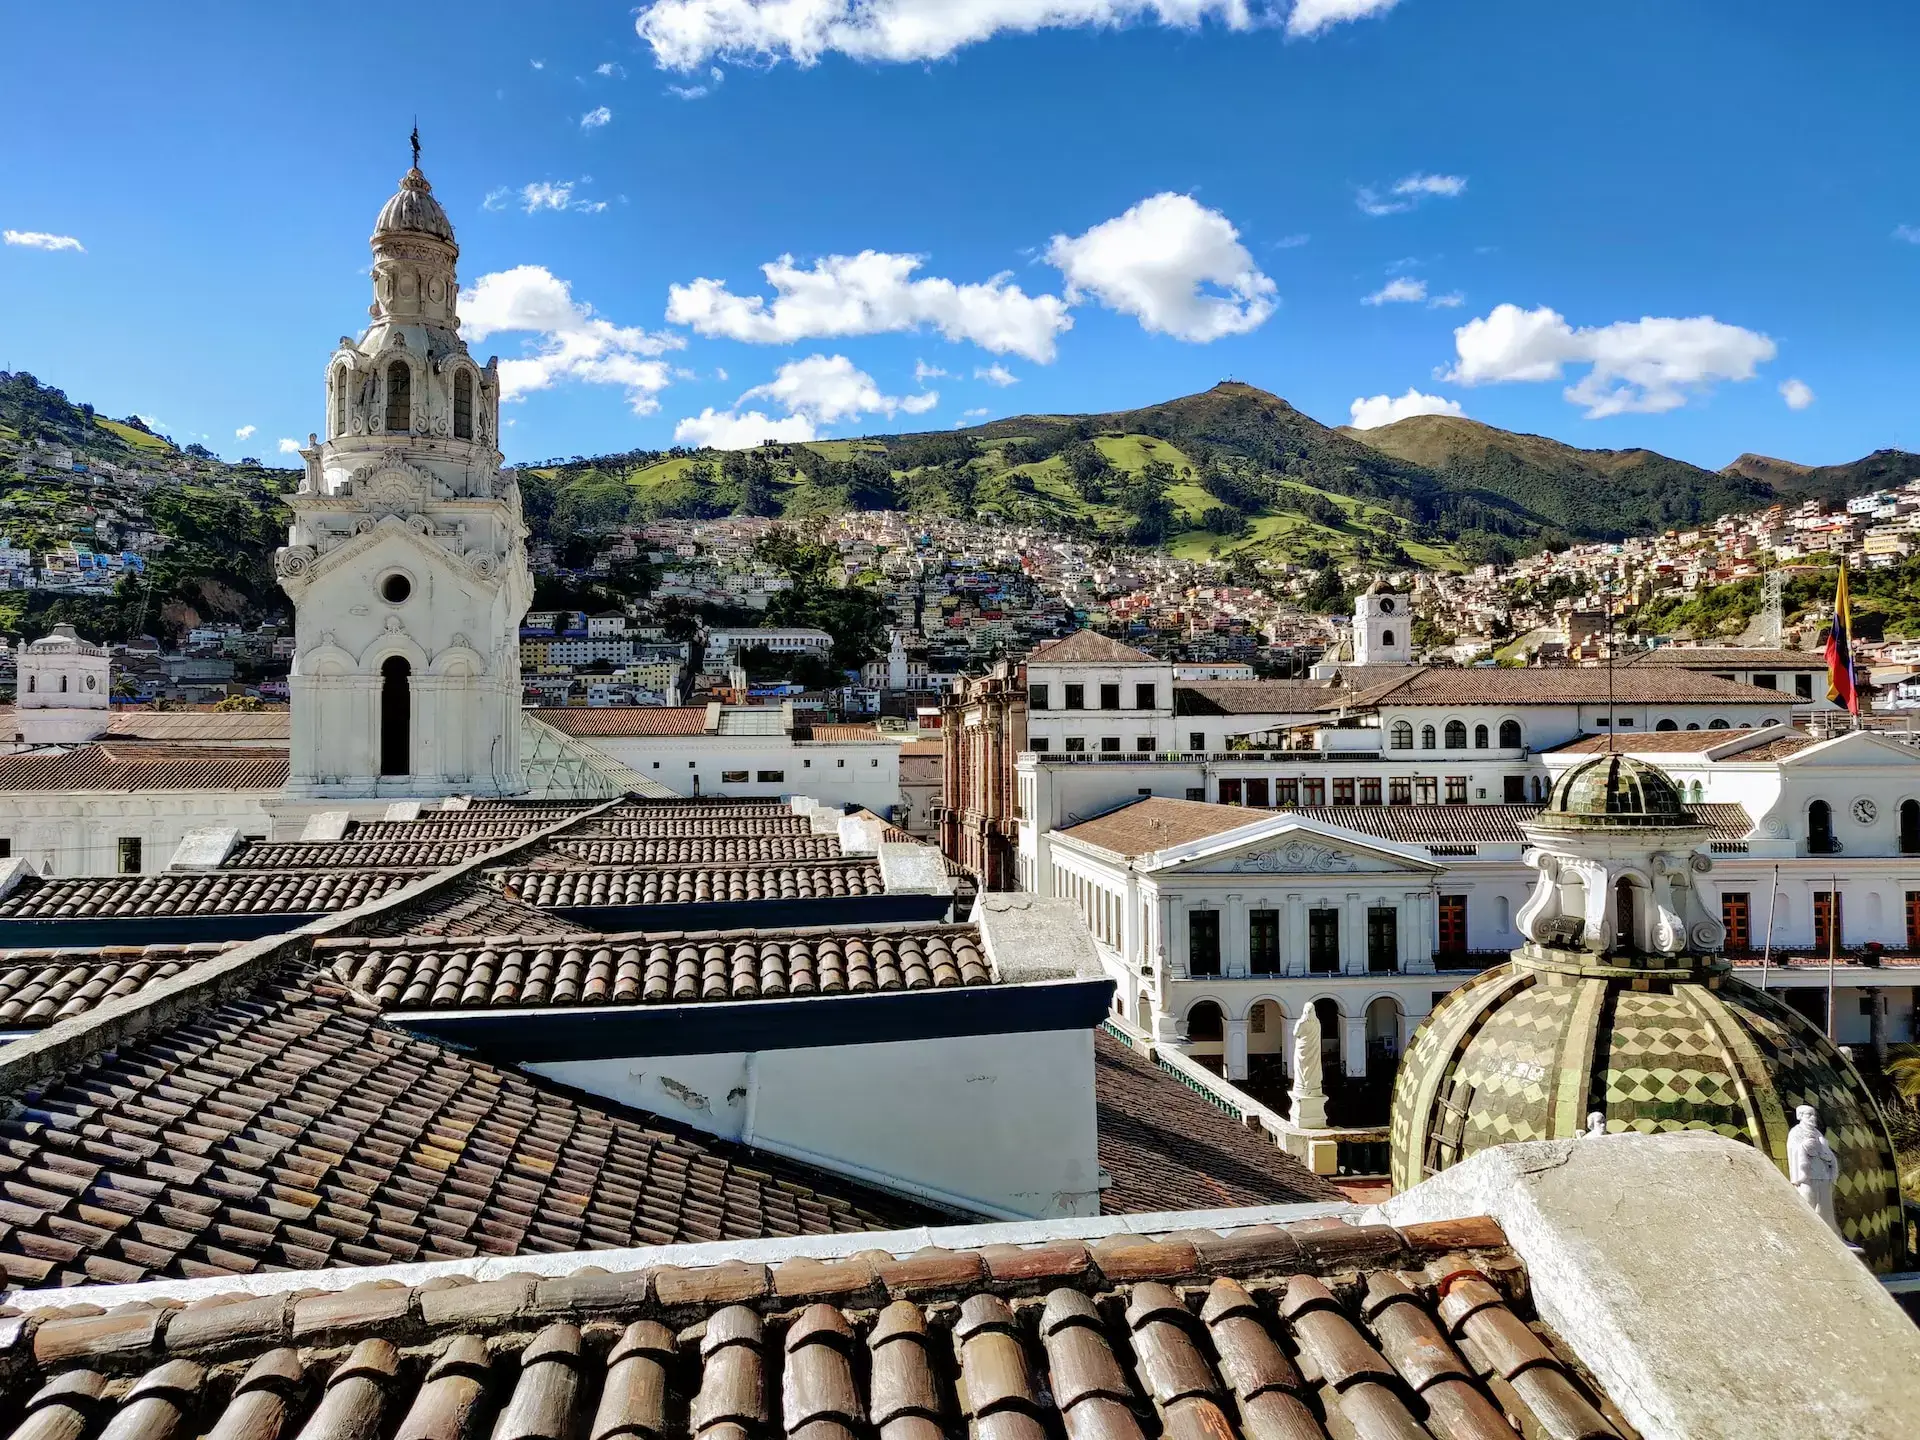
[1761,862,1778,995]
[1827,873,1839,1036]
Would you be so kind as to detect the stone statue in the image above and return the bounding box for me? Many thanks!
[1289,1007,1328,1130]
[1583,1111,1606,1137]
[1787,1104,1841,1234]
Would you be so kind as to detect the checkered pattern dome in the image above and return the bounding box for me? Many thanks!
[1389,954,1907,1271]
[1537,752,1697,830]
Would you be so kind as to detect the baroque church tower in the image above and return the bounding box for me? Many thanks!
[278,145,530,798]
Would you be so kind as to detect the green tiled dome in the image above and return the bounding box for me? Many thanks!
[1537,751,1697,830]
[1390,951,1907,1271]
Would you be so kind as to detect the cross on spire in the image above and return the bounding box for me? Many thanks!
[410,123,420,171]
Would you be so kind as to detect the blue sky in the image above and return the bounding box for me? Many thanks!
[2,0,1916,471]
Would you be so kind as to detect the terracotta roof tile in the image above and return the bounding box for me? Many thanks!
[223,837,513,870]
[0,745,289,792]
[535,707,712,738]
[544,834,847,866]
[0,1215,1630,1440]
[1027,632,1160,664]
[496,859,886,908]
[0,870,429,920]
[1623,647,1826,668]
[1550,727,1809,756]
[1093,1034,1342,1211]
[105,711,291,742]
[801,723,884,742]
[1364,666,1789,707]
[1174,681,1355,716]
[0,946,230,1027]
[567,812,813,839]
[318,922,992,1009]
[1058,798,1267,858]
[0,973,922,1288]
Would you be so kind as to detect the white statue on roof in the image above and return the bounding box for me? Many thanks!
[1787,1104,1840,1234]
[1290,1005,1328,1129]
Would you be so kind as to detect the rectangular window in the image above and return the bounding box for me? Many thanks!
[1100,736,1120,753]
[721,770,749,784]
[1186,787,1206,801]
[1504,775,1526,803]
[1445,776,1468,804]
[1250,909,1280,974]
[1814,890,1843,954]
[1189,731,1205,751]
[1415,777,1439,804]
[1100,683,1120,710]
[116,837,141,874]
[1333,778,1356,805]
[1438,894,1469,956]
[1276,777,1300,806]
[1368,906,1399,974]
[1390,777,1412,805]
[756,770,785,783]
[1360,778,1382,806]
[1796,673,1814,699]
[1752,673,1777,690]
[1908,891,1920,952]
[1031,737,1050,752]
[1135,735,1155,752]
[1030,684,1049,710]
[1065,684,1085,710]
[1135,683,1157,709]
[0,839,10,859]
[1218,777,1243,805]
[1065,737,1086,753]
[1308,908,1341,974]
[1722,892,1751,953]
[1189,910,1221,976]
[1245,777,1270,807]
[1301,778,1326,806]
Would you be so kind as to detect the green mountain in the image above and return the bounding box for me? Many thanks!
[1720,448,1920,506]
[0,370,296,644]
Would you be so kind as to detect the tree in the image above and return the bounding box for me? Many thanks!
[213,694,265,711]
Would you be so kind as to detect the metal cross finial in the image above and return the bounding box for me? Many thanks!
[410,123,420,170]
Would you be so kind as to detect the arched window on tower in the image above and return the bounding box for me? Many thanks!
[380,657,411,777]
[454,370,473,440]
[1420,724,1436,750]
[1902,799,1920,855]
[384,362,411,435]
[1499,719,1522,748]
[1390,721,1413,750]
[1380,629,1395,649]
[1445,720,1467,748]
[1474,724,1489,749]
[332,372,346,438]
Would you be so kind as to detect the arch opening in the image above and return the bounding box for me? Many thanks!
[384,362,411,434]
[454,370,474,440]
[379,656,411,777]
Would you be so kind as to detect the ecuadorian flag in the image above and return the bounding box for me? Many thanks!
[1826,564,1858,715]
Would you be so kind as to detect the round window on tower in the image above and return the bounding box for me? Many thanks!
[1381,597,1396,614]
[380,572,413,605]
[85,675,97,691]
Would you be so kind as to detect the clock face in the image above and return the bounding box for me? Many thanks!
[1380,597,1395,614]
[84,675,96,690]
[1852,797,1877,825]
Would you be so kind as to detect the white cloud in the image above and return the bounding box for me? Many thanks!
[667,251,1071,362]
[595,61,627,77]
[1442,302,1777,418]
[1428,290,1464,309]
[461,264,684,413]
[530,58,546,68]
[964,407,991,418]
[581,106,613,129]
[1357,172,1467,217]
[975,363,1019,386]
[1780,377,1815,411]
[3,230,83,252]
[900,391,940,414]
[915,360,950,381]
[483,188,511,211]
[277,438,303,455]
[235,425,257,440]
[635,1,1401,69]
[1046,192,1275,342]
[1362,276,1426,306]
[1286,0,1399,36]
[512,180,605,214]
[668,66,725,99]
[1349,389,1462,429]
[1273,232,1311,248]
[675,409,818,448]
[1895,224,1920,244]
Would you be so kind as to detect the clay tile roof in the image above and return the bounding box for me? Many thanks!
[1058,798,1266,858]
[316,922,993,1010]
[1027,631,1160,664]
[898,739,944,757]
[0,869,431,920]
[351,879,573,939]
[1728,731,1820,761]
[1365,667,1789,707]
[1093,1033,1341,1210]
[568,812,815,840]
[1174,681,1353,716]
[801,723,884,742]
[223,836,514,870]
[545,833,846,866]
[0,1210,1634,1440]
[0,944,232,1027]
[1549,728,1795,755]
[535,706,712,737]
[0,744,289,792]
[105,710,291,742]
[1623,647,1827,668]
[494,859,887,909]
[0,972,924,1289]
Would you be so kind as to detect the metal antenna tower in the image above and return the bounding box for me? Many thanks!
[1761,567,1786,649]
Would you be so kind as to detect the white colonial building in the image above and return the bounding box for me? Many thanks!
[278,153,528,800]
[14,626,111,745]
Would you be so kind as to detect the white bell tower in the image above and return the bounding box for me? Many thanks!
[16,625,111,745]
[1353,585,1412,666]
[278,138,530,798]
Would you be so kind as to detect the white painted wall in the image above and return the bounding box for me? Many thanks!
[529,1026,1101,1220]
[580,735,902,813]
[0,789,278,876]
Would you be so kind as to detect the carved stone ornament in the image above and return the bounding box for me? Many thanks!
[1229,841,1357,874]
[275,545,315,579]
[467,552,499,580]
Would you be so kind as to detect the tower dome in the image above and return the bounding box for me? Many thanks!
[1389,754,1907,1270]
[373,166,454,243]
